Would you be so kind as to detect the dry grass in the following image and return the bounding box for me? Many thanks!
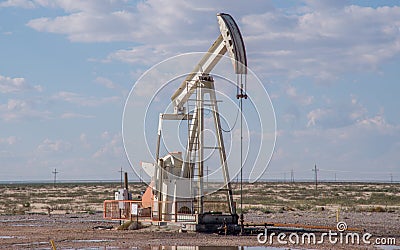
[229,182,400,214]
[0,182,147,215]
[0,181,399,215]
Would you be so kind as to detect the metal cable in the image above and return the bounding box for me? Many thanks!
[221,100,241,132]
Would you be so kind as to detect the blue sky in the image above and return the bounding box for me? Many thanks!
[0,0,399,182]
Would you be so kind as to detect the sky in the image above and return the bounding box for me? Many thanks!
[0,0,399,182]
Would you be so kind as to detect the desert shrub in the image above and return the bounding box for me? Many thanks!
[261,207,274,214]
[370,206,386,212]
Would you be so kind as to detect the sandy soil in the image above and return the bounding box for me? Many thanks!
[0,211,399,249]
[1,182,399,249]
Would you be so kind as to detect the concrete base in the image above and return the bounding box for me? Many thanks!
[181,213,239,232]
[153,221,168,226]
[181,223,197,232]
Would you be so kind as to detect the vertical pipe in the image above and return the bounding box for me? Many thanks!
[174,201,177,222]
[124,172,128,190]
[197,81,204,214]
[155,113,163,162]
[119,167,123,188]
[157,159,164,221]
[238,73,247,234]
[154,113,162,216]
[240,94,244,234]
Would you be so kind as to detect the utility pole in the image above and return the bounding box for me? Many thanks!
[390,173,393,184]
[139,167,142,183]
[312,164,319,192]
[205,165,210,192]
[52,168,59,186]
[118,167,123,188]
[291,169,295,183]
[334,173,337,182]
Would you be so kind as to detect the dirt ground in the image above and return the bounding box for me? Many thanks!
[1,182,399,249]
[0,211,399,249]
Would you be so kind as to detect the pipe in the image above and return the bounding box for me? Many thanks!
[124,172,128,190]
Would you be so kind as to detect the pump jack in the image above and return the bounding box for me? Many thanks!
[105,13,248,231]
[140,13,247,230]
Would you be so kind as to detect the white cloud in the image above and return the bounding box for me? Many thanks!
[0,0,35,8]
[27,11,137,42]
[0,74,42,93]
[79,133,90,149]
[356,114,396,134]
[22,1,226,66]
[101,131,110,139]
[285,85,314,106]
[0,0,128,11]
[302,0,349,11]
[21,1,400,82]
[37,138,72,153]
[93,132,123,158]
[0,136,18,145]
[273,111,400,179]
[60,112,94,119]
[52,91,120,106]
[307,108,328,127]
[33,0,130,13]
[104,45,171,66]
[0,99,50,121]
[0,74,46,121]
[306,96,367,128]
[94,76,117,89]
[243,5,400,81]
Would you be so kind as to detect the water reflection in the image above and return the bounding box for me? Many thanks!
[149,247,285,250]
[151,247,239,250]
